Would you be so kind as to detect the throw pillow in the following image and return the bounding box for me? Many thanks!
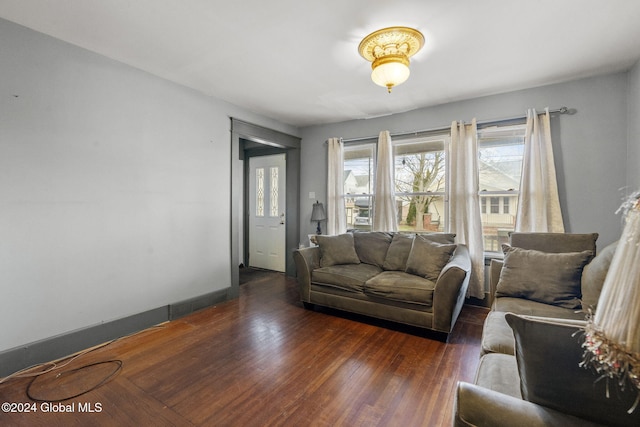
[353,231,392,267]
[495,247,593,309]
[316,233,361,268]
[581,241,617,310]
[505,313,640,427]
[417,232,456,245]
[382,233,415,271]
[405,236,457,281]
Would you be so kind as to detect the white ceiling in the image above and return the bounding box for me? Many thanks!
[1,0,640,127]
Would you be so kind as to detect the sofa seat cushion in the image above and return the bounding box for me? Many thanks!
[493,297,587,320]
[312,263,382,293]
[364,271,435,307]
[474,353,521,399]
[483,298,588,356]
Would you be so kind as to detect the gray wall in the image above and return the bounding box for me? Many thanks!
[299,72,631,249]
[2,15,637,357]
[0,18,298,354]
[628,60,640,189]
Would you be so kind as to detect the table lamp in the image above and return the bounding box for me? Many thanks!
[311,201,327,235]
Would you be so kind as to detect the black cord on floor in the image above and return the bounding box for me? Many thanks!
[26,360,123,402]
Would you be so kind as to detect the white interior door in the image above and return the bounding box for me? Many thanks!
[248,154,286,272]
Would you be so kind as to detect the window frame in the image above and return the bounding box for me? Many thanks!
[393,134,448,233]
[341,134,449,232]
[477,123,526,253]
[343,142,376,231]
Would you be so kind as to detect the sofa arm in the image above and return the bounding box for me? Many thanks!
[432,245,471,334]
[454,382,603,427]
[293,247,320,302]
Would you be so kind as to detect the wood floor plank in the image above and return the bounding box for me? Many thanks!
[0,272,488,426]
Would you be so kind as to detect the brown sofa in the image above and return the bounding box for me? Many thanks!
[454,233,639,426]
[293,231,471,340]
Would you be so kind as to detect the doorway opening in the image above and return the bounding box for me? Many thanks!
[230,119,300,299]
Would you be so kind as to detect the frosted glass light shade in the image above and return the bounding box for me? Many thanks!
[371,61,410,92]
[358,26,424,93]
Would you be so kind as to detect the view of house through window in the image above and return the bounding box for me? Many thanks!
[343,143,375,230]
[478,124,526,251]
[342,124,526,252]
[343,136,447,232]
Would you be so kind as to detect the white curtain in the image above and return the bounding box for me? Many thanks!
[373,130,398,231]
[515,108,565,232]
[449,119,484,299]
[327,137,346,235]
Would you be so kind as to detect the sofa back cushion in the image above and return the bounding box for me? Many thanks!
[496,247,593,309]
[416,232,456,245]
[383,233,456,271]
[509,232,598,256]
[382,233,415,271]
[352,231,392,267]
[506,313,640,427]
[316,233,360,267]
[405,236,457,281]
[581,240,618,310]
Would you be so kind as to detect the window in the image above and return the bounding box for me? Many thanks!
[394,136,447,232]
[341,124,524,252]
[478,124,526,252]
[342,136,447,232]
[270,166,279,217]
[490,197,500,214]
[256,168,264,217]
[503,196,510,214]
[343,143,375,230]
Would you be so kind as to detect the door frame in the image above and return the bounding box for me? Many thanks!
[230,118,300,299]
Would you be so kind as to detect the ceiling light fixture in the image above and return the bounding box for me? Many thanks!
[358,26,425,93]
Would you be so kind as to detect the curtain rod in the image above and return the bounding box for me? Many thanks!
[340,106,570,144]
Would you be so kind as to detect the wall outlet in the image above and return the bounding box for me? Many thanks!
[309,192,315,199]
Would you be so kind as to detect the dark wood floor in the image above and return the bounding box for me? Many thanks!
[0,272,488,426]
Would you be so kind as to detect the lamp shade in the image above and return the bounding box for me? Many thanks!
[582,195,640,412]
[371,56,410,92]
[310,202,327,222]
